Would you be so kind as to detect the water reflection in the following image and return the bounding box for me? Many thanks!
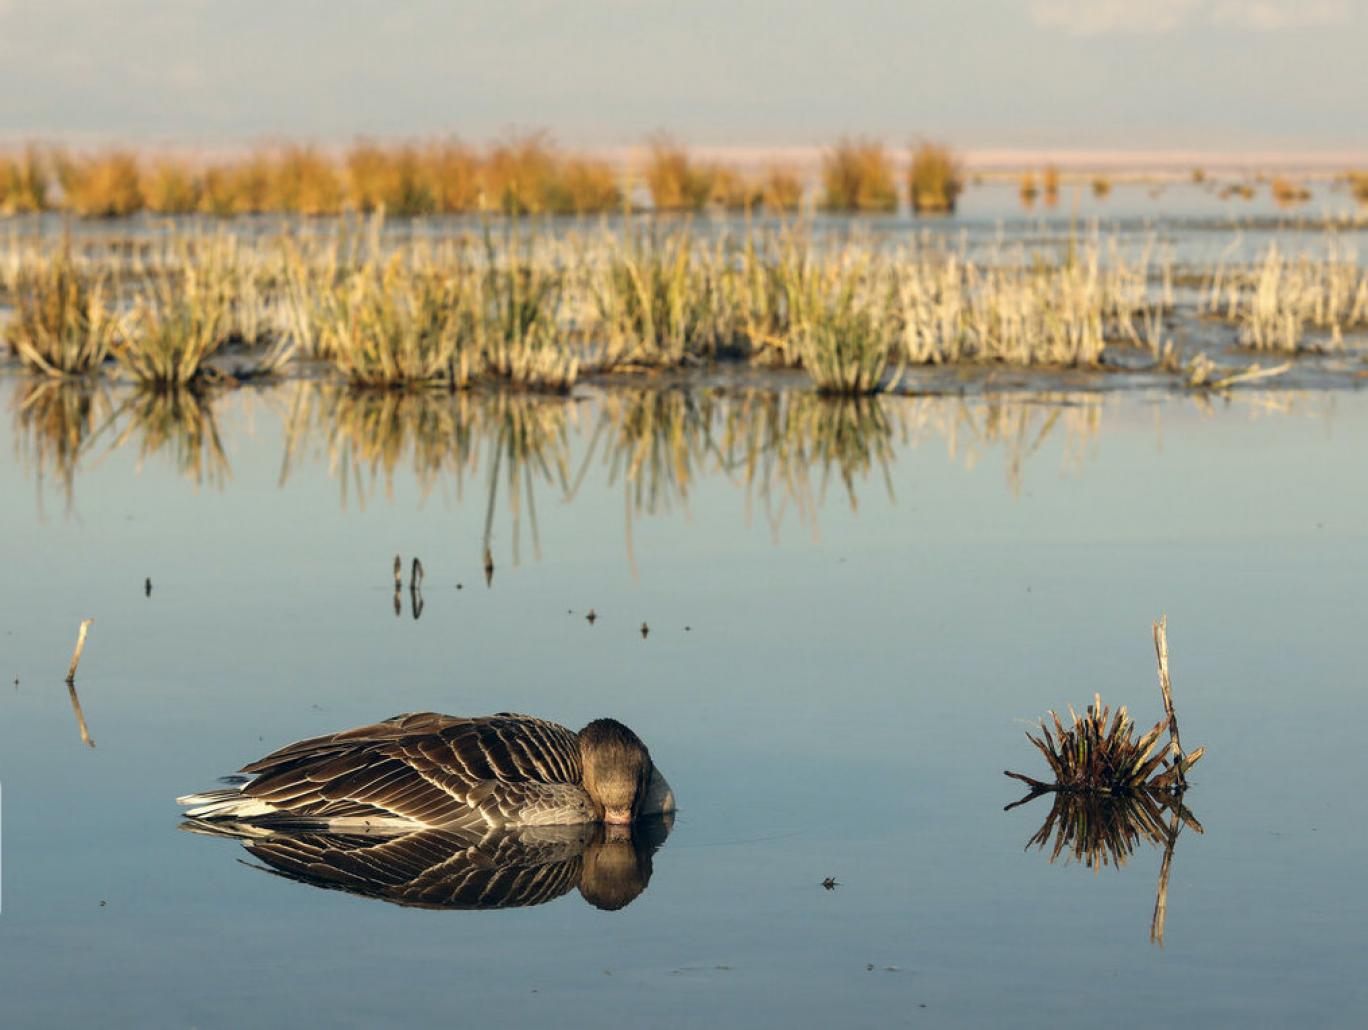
[182,816,672,912]
[12,378,111,515]
[107,388,230,489]
[1007,789,1202,946]
[26,376,1326,568]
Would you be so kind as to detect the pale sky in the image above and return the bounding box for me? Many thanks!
[0,0,1365,154]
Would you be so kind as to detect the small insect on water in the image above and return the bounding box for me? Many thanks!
[821,876,840,890]
[586,609,598,625]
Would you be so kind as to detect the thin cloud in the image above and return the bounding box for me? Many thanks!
[1029,0,1349,37]
[1028,0,1199,37]
[1208,0,1350,31]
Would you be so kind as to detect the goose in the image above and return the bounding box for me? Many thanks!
[178,712,675,831]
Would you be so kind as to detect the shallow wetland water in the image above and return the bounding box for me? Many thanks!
[1,366,1367,1027]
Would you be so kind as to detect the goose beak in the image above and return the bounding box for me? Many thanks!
[604,808,633,825]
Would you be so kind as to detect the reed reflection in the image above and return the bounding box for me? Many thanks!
[108,388,230,489]
[1007,788,1202,946]
[182,816,672,912]
[12,378,111,515]
[17,378,1123,552]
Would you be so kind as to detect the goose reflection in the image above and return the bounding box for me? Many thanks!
[182,815,672,912]
[1007,788,1202,945]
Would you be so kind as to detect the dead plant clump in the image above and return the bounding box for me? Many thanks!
[820,139,898,213]
[1005,616,1204,797]
[907,142,963,214]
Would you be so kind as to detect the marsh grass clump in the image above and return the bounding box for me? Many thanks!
[1007,694,1196,796]
[821,139,897,213]
[761,166,804,213]
[1206,241,1367,353]
[1350,172,1368,206]
[55,151,144,217]
[345,142,437,217]
[308,258,473,388]
[0,147,49,214]
[557,156,623,214]
[591,223,726,367]
[271,146,343,216]
[1006,617,1205,798]
[1042,164,1061,207]
[793,262,896,394]
[7,253,119,376]
[144,160,203,215]
[1019,171,1038,207]
[1091,175,1112,198]
[1270,177,1311,207]
[907,142,963,214]
[643,139,715,212]
[471,230,578,392]
[708,167,763,211]
[115,263,235,387]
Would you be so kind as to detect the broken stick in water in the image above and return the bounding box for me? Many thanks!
[1152,614,1187,790]
[66,618,93,684]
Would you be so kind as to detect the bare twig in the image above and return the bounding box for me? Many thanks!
[65,618,93,684]
[1152,614,1186,789]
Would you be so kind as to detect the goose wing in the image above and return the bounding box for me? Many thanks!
[237,713,589,828]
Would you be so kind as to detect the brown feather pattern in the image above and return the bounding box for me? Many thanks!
[233,713,594,829]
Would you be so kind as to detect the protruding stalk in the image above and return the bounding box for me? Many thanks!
[65,618,93,684]
[1152,614,1186,789]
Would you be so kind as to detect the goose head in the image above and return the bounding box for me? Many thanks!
[578,718,654,825]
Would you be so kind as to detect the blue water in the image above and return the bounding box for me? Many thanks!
[1,378,1365,1027]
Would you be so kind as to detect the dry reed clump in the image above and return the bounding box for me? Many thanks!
[0,147,49,214]
[791,258,897,394]
[1091,175,1112,198]
[643,138,715,212]
[907,142,963,214]
[708,167,763,212]
[1201,240,1367,352]
[469,231,578,392]
[1270,177,1311,207]
[1041,164,1061,206]
[271,146,343,216]
[54,151,144,217]
[115,261,236,387]
[144,160,203,215]
[1019,171,1038,206]
[1350,173,1368,205]
[820,139,897,213]
[1006,617,1204,798]
[1006,694,1200,796]
[6,252,119,376]
[346,142,436,217]
[590,224,726,368]
[304,258,473,388]
[760,166,804,213]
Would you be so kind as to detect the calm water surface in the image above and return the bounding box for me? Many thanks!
[1,377,1366,1027]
